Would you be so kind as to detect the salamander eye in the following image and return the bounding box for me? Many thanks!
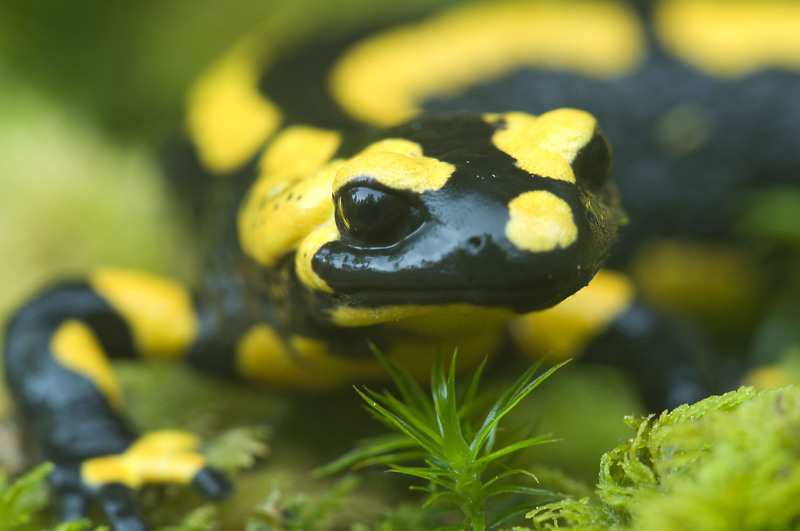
[335,185,422,247]
[572,131,613,190]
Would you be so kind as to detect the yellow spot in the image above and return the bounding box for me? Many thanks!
[234,324,383,390]
[239,126,341,267]
[238,126,342,270]
[331,0,644,126]
[330,304,513,328]
[82,430,205,488]
[332,139,454,194]
[51,320,124,409]
[239,159,340,269]
[238,136,451,281]
[511,270,635,360]
[629,239,762,335]
[187,40,282,173]
[505,191,577,252]
[490,110,598,182]
[259,126,342,190]
[655,0,800,77]
[90,269,198,360]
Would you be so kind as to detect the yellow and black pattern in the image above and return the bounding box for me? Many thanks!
[5,0,800,529]
[3,271,231,526]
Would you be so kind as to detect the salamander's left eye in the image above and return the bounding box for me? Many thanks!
[335,185,422,247]
[573,131,613,190]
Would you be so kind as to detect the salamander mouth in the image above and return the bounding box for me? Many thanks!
[333,281,587,314]
[323,282,592,327]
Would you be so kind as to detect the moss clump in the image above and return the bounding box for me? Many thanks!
[529,385,800,530]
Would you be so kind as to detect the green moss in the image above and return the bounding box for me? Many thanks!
[528,385,800,530]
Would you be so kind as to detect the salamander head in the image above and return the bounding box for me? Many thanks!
[239,109,621,326]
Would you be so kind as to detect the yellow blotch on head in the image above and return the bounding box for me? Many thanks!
[511,269,634,361]
[331,0,644,127]
[490,110,597,183]
[90,269,198,360]
[187,41,282,174]
[260,126,342,187]
[332,138,455,194]
[655,0,800,77]
[51,320,124,410]
[238,126,342,269]
[239,136,453,291]
[505,190,578,252]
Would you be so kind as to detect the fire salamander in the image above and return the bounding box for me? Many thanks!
[4,0,800,529]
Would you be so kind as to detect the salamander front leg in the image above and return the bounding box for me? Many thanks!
[3,269,231,530]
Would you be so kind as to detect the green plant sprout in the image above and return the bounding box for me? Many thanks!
[319,347,566,530]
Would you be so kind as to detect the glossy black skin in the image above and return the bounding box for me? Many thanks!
[313,115,620,313]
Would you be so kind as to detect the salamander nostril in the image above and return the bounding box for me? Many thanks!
[467,236,486,254]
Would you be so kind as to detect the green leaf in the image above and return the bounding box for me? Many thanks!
[368,341,435,420]
[470,361,567,459]
[388,466,455,490]
[474,435,555,466]
[421,490,465,509]
[480,484,554,498]
[431,352,470,461]
[315,435,417,475]
[352,450,430,468]
[373,389,442,446]
[355,388,441,455]
[480,468,531,491]
[457,356,489,420]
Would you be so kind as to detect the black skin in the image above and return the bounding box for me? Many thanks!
[313,115,619,312]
